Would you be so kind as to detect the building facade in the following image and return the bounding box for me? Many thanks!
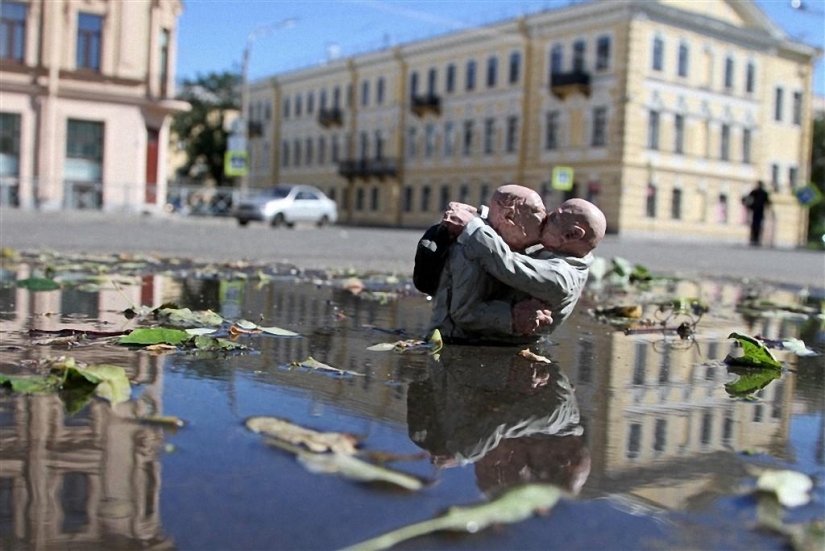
[0,0,187,212]
[246,0,819,247]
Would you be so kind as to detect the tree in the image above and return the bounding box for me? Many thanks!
[171,71,241,185]
[808,116,824,247]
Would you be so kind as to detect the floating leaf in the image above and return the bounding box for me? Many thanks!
[518,349,552,364]
[192,335,247,351]
[725,367,781,397]
[291,356,364,376]
[258,325,300,337]
[157,307,224,327]
[781,338,818,357]
[16,277,61,291]
[246,416,358,454]
[185,327,219,336]
[0,373,61,394]
[344,484,562,551]
[79,364,131,404]
[120,327,189,346]
[725,333,782,369]
[757,470,813,508]
[367,343,397,352]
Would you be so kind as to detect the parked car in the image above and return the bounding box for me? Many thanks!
[232,184,338,228]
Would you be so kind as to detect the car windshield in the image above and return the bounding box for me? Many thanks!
[265,187,292,199]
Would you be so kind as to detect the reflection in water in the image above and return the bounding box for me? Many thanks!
[0,259,821,549]
[407,350,590,496]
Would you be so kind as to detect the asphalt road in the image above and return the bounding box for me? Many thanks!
[1,208,823,292]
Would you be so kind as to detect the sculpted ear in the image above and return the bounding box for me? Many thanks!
[565,224,586,241]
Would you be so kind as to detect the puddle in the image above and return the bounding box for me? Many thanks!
[0,252,822,550]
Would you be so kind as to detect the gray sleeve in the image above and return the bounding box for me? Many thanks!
[458,223,571,306]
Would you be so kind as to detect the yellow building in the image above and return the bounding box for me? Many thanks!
[0,0,188,212]
[247,0,820,247]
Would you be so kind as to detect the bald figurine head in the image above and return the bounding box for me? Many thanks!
[541,198,606,258]
[487,184,546,252]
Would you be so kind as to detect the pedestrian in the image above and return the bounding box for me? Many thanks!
[743,180,771,246]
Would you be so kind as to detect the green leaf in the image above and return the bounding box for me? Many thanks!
[725,333,782,369]
[120,327,190,346]
[81,364,131,404]
[16,277,61,291]
[725,368,781,397]
[258,325,300,337]
[343,484,561,551]
[0,373,61,394]
[157,307,224,327]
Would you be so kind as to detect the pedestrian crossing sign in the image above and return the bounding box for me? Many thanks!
[552,166,574,191]
[795,183,822,208]
[224,151,248,176]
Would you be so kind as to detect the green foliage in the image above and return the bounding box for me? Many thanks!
[724,332,782,369]
[172,70,242,184]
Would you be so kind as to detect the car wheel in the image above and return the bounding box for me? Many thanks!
[237,219,249,227]
[271,213,285,228]
[317,215,330,228]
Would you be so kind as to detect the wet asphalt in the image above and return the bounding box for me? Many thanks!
[1,207,823,293]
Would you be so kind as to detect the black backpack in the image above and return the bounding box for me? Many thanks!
[413,223,454,296]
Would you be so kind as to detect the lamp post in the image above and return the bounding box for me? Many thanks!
[239,17,296,192]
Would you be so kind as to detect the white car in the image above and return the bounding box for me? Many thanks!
[233,184,338,228]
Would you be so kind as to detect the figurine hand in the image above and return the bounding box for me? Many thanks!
[512,298,553,335]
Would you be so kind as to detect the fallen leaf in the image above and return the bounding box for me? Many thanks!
[518,349,552,364]
[246,416,358,454]
[120,327,189,346]
[291,356,364,376]
[343,484,562,551]
[725,333,782,370]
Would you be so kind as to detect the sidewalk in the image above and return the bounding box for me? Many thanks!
[1,207,823,293]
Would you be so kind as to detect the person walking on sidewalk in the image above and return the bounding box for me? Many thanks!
[743,180,771,246]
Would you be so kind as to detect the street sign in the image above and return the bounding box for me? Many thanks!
[224,150,248,176]
[552,166,574,191]
[795,183,822,208]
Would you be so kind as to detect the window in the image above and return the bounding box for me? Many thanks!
[573,40,586,72]
[370,187,379,211]
[347,84,352,107]
[446,64,456,93]
[376,77,385,104]
[361,79,369,106]
[545,111,559,150]
[465,60,476,91]
[789,166,799,189]
[633,342,647,384]
[462,120,473,156]
[627,423,642,459]
[0,112,22,178]
[745,62,755,93]
[652,36,664,72]
[333,86,341,108]
[320,89,328,109]
[427,68,437,95]
[425,124,435,158]
[293,139,301,166]
[281,141,290,167]
[358,131,368,158]
[356,188,364,210]
[479,183,489,205]
[374,130,384,159]
[677,42,689,77]
[792,91,802,125]
[331,135,340,162]
[674,114,685,154]
[671,188,682,219]
[420,185,431,212]
[486,56,497,88]
[318,136,326,164]
[66,119,103,181]
[771,163,780,191]
[720,124,730,161]
[77,13,103,71]
[1,2,27,62]
[774,87,783,121]
[508,52,520,84]
[159,29,170,95]
[647,110,660,150]
[403,186,413,212]
[701,413,713,446]
[596,36,610,71]
[724,56,734,90]
[717,194,728,223]
[410,71,419,100]
[307,91,315,113]
[295,94,302,116]
[483,118,495,154]
[550,45,563,75]
[653,419,667,452]
[459,184,469,204]
[646,183,657,218]
[506,116,518,153]
[439,185,449,210]
[306,137,314,165]
[444,122,455,157]
[591,107,607,147]
[407,127,417,158]
[742,128,751,164]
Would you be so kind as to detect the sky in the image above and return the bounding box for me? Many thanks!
[175,0,825,96]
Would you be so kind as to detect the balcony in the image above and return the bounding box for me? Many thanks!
[411,94,441,117]
[549,71,591,99]
[318,107,343,128]
[338,158,398,180]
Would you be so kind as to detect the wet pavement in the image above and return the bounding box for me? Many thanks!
[0,247,822,550]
